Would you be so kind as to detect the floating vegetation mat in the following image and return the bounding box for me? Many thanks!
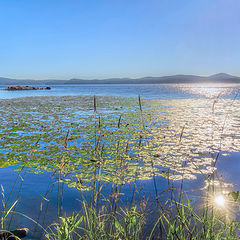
[0,96,240,189]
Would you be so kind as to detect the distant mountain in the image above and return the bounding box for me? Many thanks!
[0,77,23,85]
[0,73,240,85]
[209,73,236,79]
[61,73,240,84]
[0,78,65,85]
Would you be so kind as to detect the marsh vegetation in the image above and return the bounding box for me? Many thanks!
[0,95,240,239]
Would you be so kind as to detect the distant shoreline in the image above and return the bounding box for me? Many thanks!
[1,73,240,85]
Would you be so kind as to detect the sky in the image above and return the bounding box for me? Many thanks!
[0,0,239,79]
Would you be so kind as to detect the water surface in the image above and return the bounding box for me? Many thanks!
[0,84,240,238]
[1,83,240,99]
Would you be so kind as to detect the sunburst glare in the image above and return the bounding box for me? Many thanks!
[214,195,225,207]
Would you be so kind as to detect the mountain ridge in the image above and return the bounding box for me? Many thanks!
[0,73,240,85]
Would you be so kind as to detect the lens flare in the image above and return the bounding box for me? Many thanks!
[214,195,225,207]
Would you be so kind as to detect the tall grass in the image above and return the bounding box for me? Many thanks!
[43,190,240,239]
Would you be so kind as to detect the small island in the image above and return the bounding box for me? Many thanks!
[5,86,51,90]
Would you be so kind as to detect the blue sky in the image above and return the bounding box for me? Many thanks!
[0,0,239,79]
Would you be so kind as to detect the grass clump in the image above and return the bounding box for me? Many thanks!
[44,193,240,240]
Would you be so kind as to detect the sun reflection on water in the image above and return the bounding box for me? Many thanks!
[176,83,239,99]
[214,195,225,207]
[201,175,240,222]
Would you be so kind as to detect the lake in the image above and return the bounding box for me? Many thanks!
[1,83,240,99]
[0,83,240,239]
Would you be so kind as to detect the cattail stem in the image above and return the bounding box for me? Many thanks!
[138,94,142,112]
[93,95,97,112]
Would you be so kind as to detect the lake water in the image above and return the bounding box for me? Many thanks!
[1,83,240,239]
[1,83,240,99]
